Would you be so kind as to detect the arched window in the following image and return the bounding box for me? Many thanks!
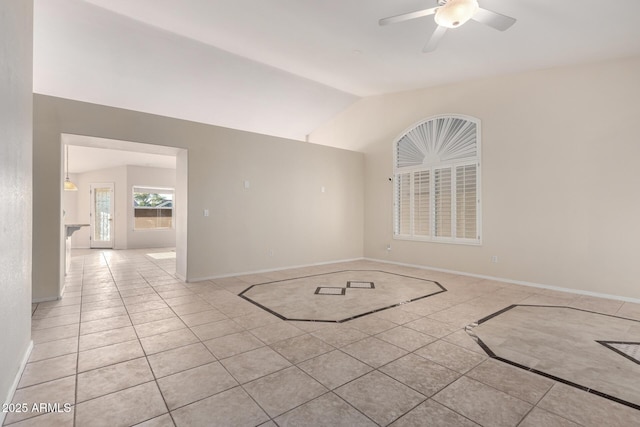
[393,114,481,244]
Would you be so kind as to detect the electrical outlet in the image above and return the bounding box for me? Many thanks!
[203,209,209,217]
[386,244,392,252]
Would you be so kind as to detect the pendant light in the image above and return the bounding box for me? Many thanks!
[64,145,78,191]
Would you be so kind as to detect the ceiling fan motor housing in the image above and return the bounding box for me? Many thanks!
[435,0,479,28]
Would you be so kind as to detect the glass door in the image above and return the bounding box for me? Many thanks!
[90,183,114,248]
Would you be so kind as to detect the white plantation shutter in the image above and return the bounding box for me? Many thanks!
[434,168,452,238]
[396,173,411,235]
[393,115,481,244]
[396,116,477,168]
[456,164,477,239]
[413,170,430,237]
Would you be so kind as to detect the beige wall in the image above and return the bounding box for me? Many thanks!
[311,56,640,300]
[33,95,364,299]
[175,150,189,279]
[0,0,33,417]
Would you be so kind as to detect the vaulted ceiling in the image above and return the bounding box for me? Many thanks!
[35,0,640,144]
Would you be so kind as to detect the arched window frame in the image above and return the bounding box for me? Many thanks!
[393,114,482,245]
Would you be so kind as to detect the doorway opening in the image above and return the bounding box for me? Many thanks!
[60,134,188,294]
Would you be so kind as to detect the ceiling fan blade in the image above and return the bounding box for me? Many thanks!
[472,7,516,31]
[423,25,447,53]
[379,7,437,26]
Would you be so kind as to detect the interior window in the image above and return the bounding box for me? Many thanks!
[393,115,481,244]
[133,187,174,230]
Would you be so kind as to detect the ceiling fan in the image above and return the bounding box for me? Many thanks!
[379,0,516,52]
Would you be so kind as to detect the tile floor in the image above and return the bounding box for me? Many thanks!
[240,270,444,322]
[470,305,640,409]
[6,249,640,426]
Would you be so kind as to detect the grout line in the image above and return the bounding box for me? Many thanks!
[105,251,278,423]
[36,251,640,425]
[102,253,174,422]
[72,252,87,427]
[23,340,79,364]
[520,384,576,426]
[428,397,486,426]
[471,305,640,412]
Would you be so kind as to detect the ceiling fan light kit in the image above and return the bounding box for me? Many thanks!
[379,0,516,52]
[435,0,479,28]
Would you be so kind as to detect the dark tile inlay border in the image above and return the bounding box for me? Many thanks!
[314,287,346,296]
[466,304,640,411]
[346,281,375,289]
[597,341,640,365]
[238,270,446,323]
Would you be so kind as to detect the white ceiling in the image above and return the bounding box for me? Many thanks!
[62,134,177,174]
[35,0,640,145]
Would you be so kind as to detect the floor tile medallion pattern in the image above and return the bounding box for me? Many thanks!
[597,341,640,365]
[239,270,445,322]
[9,249,640,426]
[469,305,640,410]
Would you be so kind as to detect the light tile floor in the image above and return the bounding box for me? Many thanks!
[6,249,640,426]
[470,305,640,408]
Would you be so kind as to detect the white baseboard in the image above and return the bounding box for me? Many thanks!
[1,340,33,426]
[187,257,365,283]
[31,295,59,303]
[364,257,640,304]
